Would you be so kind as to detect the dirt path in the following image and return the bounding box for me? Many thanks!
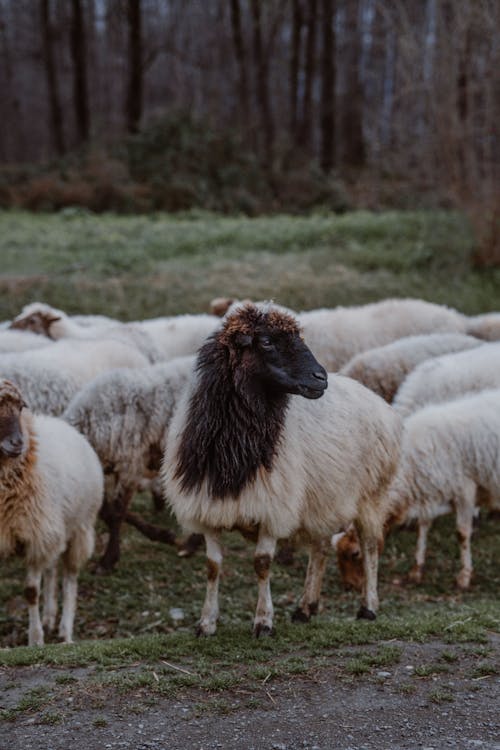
[1,639,499,750]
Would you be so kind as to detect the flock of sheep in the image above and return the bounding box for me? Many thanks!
[0,295,499,645]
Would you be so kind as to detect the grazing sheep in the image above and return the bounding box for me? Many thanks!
[0,362,80,416]
[466,312,500,341]
[393,343,500,417]
[0,338,149,389]
[64,356,196,570]
[11,302,161,363]
[387,389,500,589]
[134,314,221,362]
[211,297,469,371]
[0,379,103,645]
[340,333,482,402]
[0,329,54,354]
[163,303,402,636]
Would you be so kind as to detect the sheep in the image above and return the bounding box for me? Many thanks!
[466,312,500,341]
[211,297,469,371]
[340,333,482,403]
[0,329,54,354]
[162,303,402,636]
[133,314,221,362]
[0,337,149,389]
[63,356,198,570]
[387,389,500,589]
[0,379,103,645]
[393,342,500,418]
[0,362,80,416]
[11,302,161,364]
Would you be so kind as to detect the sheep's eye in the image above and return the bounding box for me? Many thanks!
[29,317,36,324]
[259,337,274,350]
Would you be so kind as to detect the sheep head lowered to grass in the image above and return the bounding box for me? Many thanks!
[174,303,328,501]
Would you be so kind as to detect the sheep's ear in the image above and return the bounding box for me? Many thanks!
[47,315,62,324]
[234,332,252,348]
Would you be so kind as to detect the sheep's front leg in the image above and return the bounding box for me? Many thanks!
[253,531,276,637]
[292,537,330,622]
[408,518,432,584]
[99,486,134,571]
[58,571,78,643]
[356,532,379,620]
[455,488,476,590]
[25,568,43,646]
[197,531,222,637]
[42,565,58,632]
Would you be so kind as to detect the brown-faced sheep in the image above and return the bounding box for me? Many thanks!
[0,380,103,645]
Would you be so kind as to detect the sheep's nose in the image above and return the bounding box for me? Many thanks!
[313,369,327,382]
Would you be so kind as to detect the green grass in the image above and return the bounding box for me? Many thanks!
[0,208,499,695]
[0,209,498,321]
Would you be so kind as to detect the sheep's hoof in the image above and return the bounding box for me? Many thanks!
[407,564,424,584]
[253,623,274,638]
[195,624,215,638]
[356,606,376,621]
[291,608,310,623]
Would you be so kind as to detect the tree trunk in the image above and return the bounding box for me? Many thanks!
[340,0,365,167]
[298,0,317,149]
[71,0,90,145]
[40,0,65,155]
[319,0,335,171]
[290,0,303,141]
[250,0,274,163]
[125,0,142,134]
[229,0,249,126]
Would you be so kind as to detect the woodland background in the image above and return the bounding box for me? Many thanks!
[0,0,498,262]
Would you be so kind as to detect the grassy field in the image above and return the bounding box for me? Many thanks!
[1,209,499,322]
[0,208,499,697]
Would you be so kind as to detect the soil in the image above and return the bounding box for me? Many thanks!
[0,638,499,750]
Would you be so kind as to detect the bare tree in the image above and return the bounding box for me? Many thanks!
[289,0,303,142]
[250,0,274,162]
[298,0,317,148]
[40,0,65,155]
[229,0,249,126]
[70,0,89,145]
[125,0,142,134]
[319,0,335,171]
[339,0,365,167]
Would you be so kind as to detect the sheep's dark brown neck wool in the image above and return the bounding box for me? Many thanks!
[174,306,295,500]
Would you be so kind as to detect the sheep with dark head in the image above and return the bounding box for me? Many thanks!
[163,303,402,636]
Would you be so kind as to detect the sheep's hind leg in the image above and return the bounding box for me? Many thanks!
[25,568,43,646]
[408,518,432,584]
[98,487,134,572]
[253,532,277,637]
[292,537,330,623]
[42,565,58,632]
[197,532,222,637]
[356,530,379,620]
[455,483,476,590]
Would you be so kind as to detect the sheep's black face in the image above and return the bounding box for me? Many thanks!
[246,329,328,399]
[220,305,328,400]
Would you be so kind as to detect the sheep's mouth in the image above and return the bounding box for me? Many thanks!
[297,383,327,399]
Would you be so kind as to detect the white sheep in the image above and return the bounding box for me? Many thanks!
[466,312,500,341]
[163,303,402,635]
[393,342,500,417]
[0,337,149,389]
[0,362,80,416]
[133,314,221,362]
[388,389,500,589]
[64,356,196,570]
[0,329,54,354]
[340,333,482,402]
[11,302,161,363]
[0,379,103,645]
